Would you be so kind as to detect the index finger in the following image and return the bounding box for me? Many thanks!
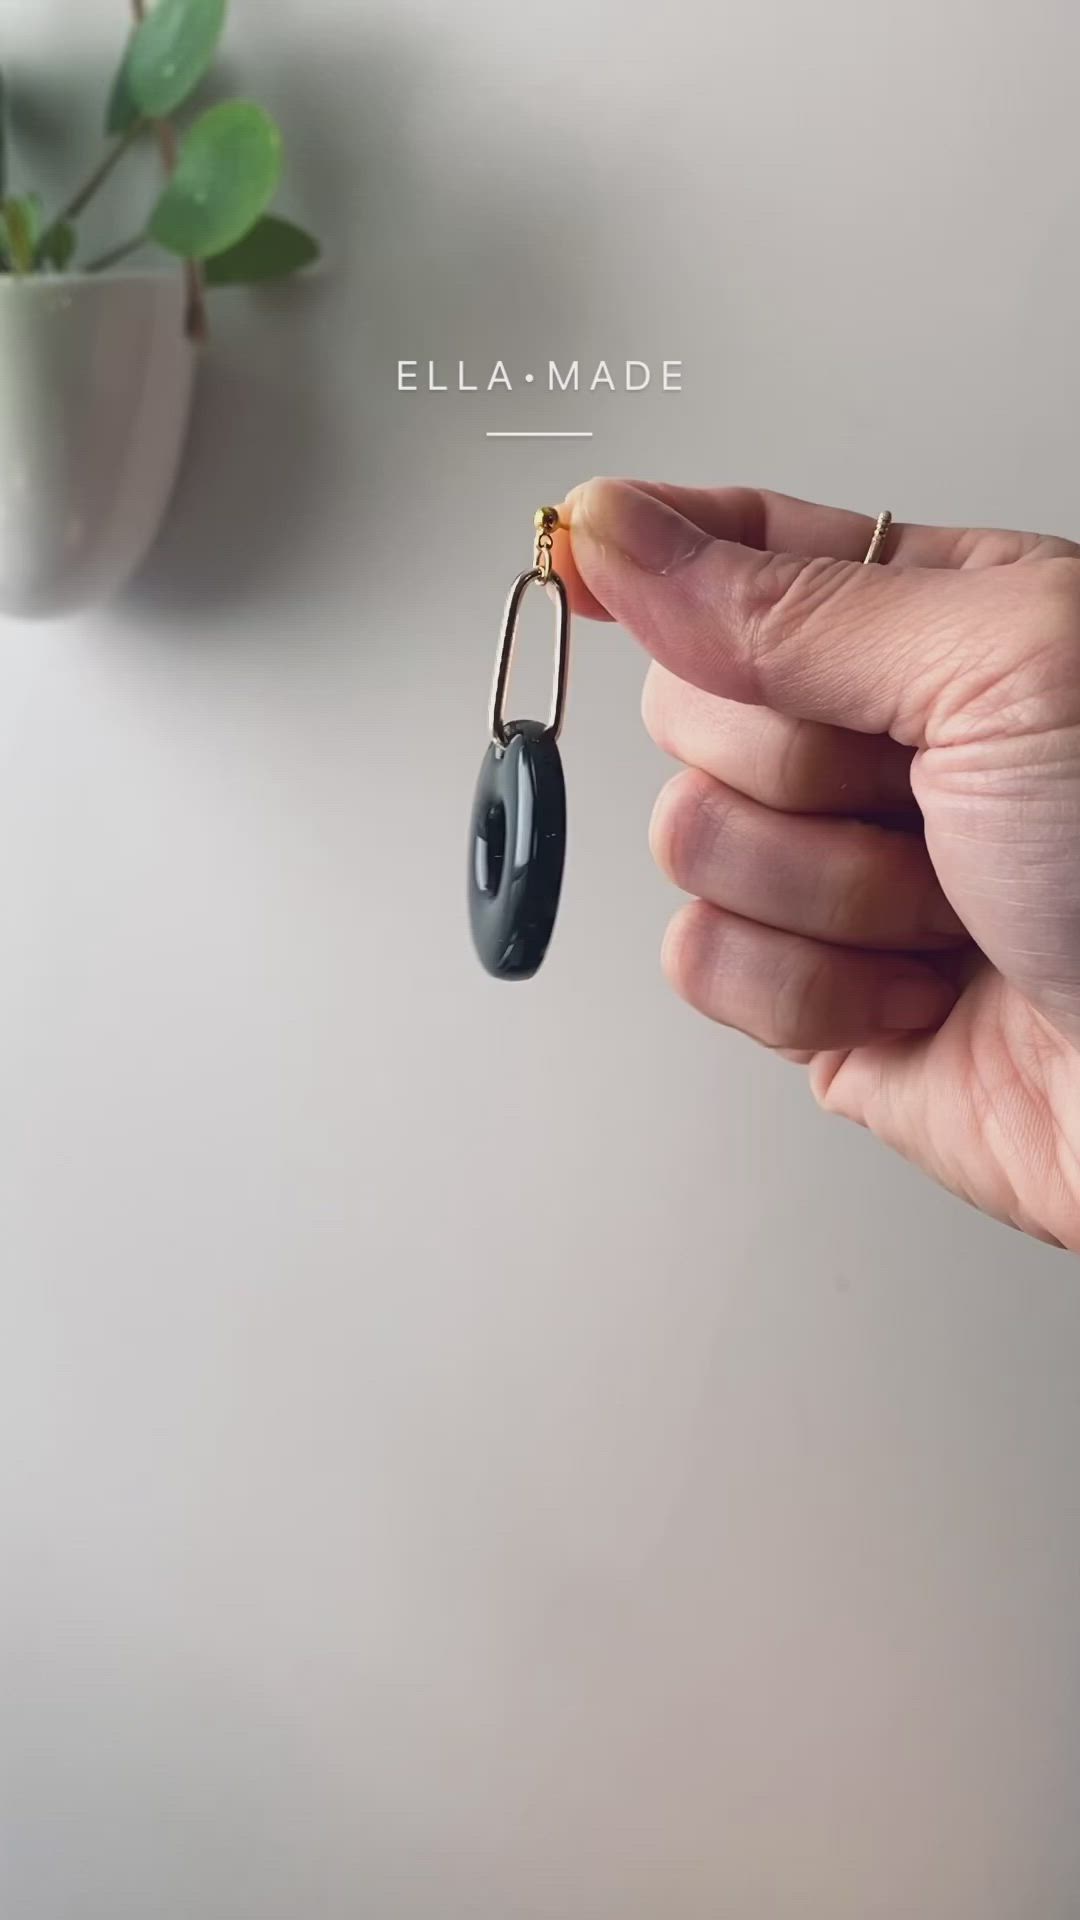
[553,477,1014,742]
[550,481,1069,620]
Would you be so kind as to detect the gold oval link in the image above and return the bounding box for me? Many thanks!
[489,566,570,747]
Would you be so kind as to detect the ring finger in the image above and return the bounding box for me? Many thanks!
[663,901,958,1050]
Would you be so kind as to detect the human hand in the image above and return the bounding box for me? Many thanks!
[554,480,1080,1250]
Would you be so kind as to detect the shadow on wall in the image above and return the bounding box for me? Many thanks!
[1,1600,355,1917]
[123,281,345,625]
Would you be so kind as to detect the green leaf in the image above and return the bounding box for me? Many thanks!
[202,213,319,285]
[0,195,42,273]
[18,193,42,249]
[148,101,283,261]
[109,0,226,128]
[105,45,141,136]
[37,219,76,271]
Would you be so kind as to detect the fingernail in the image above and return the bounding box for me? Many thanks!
[570,478,709,577]
[882,975,955,1032]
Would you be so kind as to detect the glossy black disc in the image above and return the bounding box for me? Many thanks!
[468,720,566,980]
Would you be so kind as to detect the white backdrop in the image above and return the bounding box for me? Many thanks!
[3,2,1080,1915]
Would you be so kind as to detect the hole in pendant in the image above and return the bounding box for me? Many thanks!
[475,799,507,895]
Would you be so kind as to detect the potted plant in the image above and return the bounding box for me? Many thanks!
[0,0,319,619]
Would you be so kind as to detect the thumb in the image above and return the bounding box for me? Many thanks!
[563,478,1022,745]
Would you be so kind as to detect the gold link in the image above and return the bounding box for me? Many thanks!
[487,509,571,746]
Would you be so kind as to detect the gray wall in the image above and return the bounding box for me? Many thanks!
[3,2,1080,1915]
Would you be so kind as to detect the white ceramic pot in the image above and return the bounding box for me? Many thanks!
[0,271,196,619]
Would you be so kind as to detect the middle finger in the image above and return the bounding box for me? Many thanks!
[643,663,918,818]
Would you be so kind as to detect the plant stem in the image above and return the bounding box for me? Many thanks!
[0,72,9,200]
[130,0,208,342]
[56,117,145,225]
[83,230,147,274]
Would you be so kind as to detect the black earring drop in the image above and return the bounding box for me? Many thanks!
[468,507,570,981]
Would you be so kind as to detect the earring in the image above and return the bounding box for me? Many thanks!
[468,507,570,980]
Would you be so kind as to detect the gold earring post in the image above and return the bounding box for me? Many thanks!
[534,506,565,583]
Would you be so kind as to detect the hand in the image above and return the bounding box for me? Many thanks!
[554,480,1080,1251]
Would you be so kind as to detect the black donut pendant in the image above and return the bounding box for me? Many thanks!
[469,722,566,980]
[468,511,570,981]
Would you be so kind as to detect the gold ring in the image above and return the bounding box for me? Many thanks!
[863,510,893,565]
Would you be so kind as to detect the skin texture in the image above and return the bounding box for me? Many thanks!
[551,479,1080,1251]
